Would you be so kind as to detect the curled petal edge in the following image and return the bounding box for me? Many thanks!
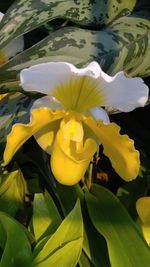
[3,108,65,165]
[82,116,140,181]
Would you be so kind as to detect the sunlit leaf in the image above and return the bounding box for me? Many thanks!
[0,16,149,86]
[56,184,111,267]
[32,199,83,267]
[35,239,82,267]
[0,169,26,216]
[32,190,61,241]
[86,184,150,267]
[0,0,136,48]
[0,212,32,267]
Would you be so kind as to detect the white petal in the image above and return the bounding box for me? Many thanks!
[98,70,149,112]
[90,107,110,124]
[31,96,64,111]
[20,62,75,94]
[77,61,101,78]
[20,61,101,95]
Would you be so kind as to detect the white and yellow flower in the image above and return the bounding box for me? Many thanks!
[3,61,149,185]
[136,197,150,246]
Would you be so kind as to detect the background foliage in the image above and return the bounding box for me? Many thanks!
[0,0,150,266]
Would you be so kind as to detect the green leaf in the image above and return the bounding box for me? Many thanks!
[0,92,33,158]
[1,16,149,85]
[79,251,93,267]
[32,190,62,241]
[35,239,82,267]
[107,16,150,77]
[85,184,150,267]
[0,0,136,48]
[56,184,110,267]
[0,212,32,267]
[32,199,83,267]
[0,169,26,216]
[117,177,147,219]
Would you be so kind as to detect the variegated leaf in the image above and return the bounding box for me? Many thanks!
[0,0,136,48]
[0,92,33,158]
[107,16,150,77]
[0,16,149,85]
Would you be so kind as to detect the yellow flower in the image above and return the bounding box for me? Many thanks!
[136,197,150,245]
[3,61,149,185]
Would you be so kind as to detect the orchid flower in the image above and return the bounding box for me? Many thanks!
[136,197,150,246]
[3,61,148,185]
[0,12,24,100]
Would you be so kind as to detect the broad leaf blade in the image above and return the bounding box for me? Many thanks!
[0,212,32,267]
[33,200,83,267]
[32,190,61,240]
[0,169,26,216]
[0,92,33,159]
[36,239,83,267]
[79,251,94,267]
[56,184,111,267]
[0,0,136,48]
[1,16,149,84]
[86,184,150,267]
[107,16,150,77]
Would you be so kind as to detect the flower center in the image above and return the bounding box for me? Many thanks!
[52,75,105,112]
[61,118,83,142]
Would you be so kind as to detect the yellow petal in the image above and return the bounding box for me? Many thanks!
[3,108,65,165]
[82,116,140,181]
[61,118,84,142]
[136,197,150,245]
[34,120,61,154]
[51,130,97,185]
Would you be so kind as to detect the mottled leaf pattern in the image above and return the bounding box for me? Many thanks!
[0,92,33,157]
[108,16,150,77]
[0,16,149,84]
[0,0,136,48]
[0,0,150,266]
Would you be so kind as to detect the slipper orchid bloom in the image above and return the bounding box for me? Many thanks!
[3,61,148,185]
[136,197,150,245]
[0,12,24,100]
